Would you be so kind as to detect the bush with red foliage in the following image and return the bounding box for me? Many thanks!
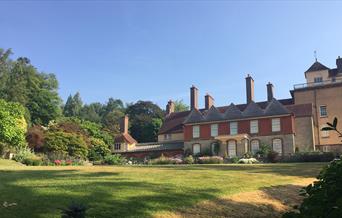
[26,126,45,152]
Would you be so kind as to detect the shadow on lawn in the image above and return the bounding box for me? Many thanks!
[0,169,220,218]
[151,163,324,178]
[160,184,305,218]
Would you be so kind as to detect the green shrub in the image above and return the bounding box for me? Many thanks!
[283,159,342,218]
[44,131,88,159]
[88,138,110,161]
[229,156,240,163]
[183,155,194,164]
[282,152,335,163]
[103,154,126,165]
[61,202,87,218]
[13,146,35,163]
[267,151,279,163]
[198,156,223,164]
[22,157,42,166]
[256,144,271,158]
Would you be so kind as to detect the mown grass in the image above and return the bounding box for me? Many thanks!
[0,159,325,218]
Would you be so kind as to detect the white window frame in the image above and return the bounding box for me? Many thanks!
[272,118,281,132]
[211,142,219,155]
[192,125,200,138]
[250,140,260,154]
[314,77,323,84]
[272,139,282,154]
[250,120,259,134]
[230,122,238,135]
[319,105,327,117]
[193,144,201,155]
[114,143,121,150]
[164,134,172,140]
[228,140,237,157]
[321,125,330,138]
[210,124,218,137]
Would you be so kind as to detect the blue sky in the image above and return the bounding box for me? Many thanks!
[1,1,342,109]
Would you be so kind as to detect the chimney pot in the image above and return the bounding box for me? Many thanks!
[245,74,255,104]
[205,94,214,110]
[190,86,198,110]
[166,100,175,115]
[267,82,274,101]
[337,56,342,72]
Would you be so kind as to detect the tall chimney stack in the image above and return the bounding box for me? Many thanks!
[337,56,342,73]
[245,74,255,104]
[267,82,274,102]
[205,94,214,110]
[190,85,198,110]
[120,115,129,134]
[166,100,175,115]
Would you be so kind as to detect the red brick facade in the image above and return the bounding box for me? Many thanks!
[184,115,294,141]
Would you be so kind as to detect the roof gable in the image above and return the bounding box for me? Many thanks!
[264,98,291,116]
[223,103,243,120]
[242,101,264,117]
[183,109,204,124]
[204,106,223,121]
[305,61,330,73]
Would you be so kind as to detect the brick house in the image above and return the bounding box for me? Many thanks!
[158,56,342,157]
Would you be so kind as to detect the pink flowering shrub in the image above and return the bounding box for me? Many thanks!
[54,160,62,165]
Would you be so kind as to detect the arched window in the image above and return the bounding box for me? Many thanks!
[272,139,282,154]
[228,140,237,157]
[211,142,219,156]
[251,140,260,154]
[193,144,201,155]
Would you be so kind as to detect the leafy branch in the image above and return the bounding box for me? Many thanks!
[321,117,342,141]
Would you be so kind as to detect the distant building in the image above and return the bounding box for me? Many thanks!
[158,56,342,156]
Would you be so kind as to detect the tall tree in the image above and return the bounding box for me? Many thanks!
[174,99,189,112]
[126,101,164,142]
[0,52,62,126]
[63,92,83,117]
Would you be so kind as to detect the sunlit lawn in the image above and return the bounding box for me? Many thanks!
[0,159,325,218]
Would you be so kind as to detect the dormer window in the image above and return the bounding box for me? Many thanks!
[314,77,323,84]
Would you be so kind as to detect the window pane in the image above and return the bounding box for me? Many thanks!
[272,118,281,132]
[193,125,200,138]
[250,120,258,133]
[320,106,327,117]
[230,122,238,135]
[211,124,218,137]
[228,140,237,157]
[193,144,201,155]
[211,143,219,155]
[251,140,259,154]
[272,139,282,154]
[321,125,329,137]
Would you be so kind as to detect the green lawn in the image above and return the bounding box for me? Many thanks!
[0,159,325,218]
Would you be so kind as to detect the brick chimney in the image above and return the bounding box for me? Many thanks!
[166,100,175,115]
[205,93,214,110]
[120,115,129,134]
[190,85,198,110]
[245,74,255,104]
[337,56,342,73]
[267,82,274,102]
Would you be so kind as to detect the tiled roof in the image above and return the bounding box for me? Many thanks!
[223,103,243,120]
[115,133,137,144]
[264,98,291,116]
[125,141,184,152]
[285,103,312,117]
[328,68,342,78]
[242,101,265,118]
[183,109,204,124]
[305,61,330,73]
[158,98,299,134]
[204,106,223,121]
